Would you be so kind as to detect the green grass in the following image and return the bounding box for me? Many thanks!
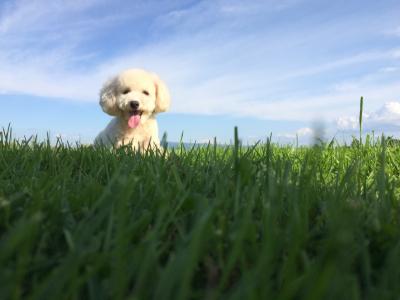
[0,125,400,300]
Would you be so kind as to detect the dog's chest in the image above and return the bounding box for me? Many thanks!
[116,120,158,149]
[122,125,149,143]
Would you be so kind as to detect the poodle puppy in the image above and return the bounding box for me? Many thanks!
[94,69,170,151]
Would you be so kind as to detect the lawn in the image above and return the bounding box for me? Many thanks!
[0,126,399,300]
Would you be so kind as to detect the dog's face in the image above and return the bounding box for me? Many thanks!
[99,69,170,128]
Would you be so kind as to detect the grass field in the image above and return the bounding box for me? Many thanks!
[0,124,399,300]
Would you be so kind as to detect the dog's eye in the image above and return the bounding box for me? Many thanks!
[122,88,131,95]
[142,90,149,96]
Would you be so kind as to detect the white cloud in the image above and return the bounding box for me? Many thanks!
[392,49,400,58]
[374,102,400,124]
[0,0,125,101]
[379,67,398,73]
[280,50,396,80]
[0,0,103,34]
[297,127,313,136]
[278,127,314,139]
[156,0,302,30]
[274,101,400,144]
[336,101,400,132]
[337,116,358,130]
[219,0,302,14]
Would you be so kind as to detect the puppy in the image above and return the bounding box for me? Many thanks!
[94,69,170,151]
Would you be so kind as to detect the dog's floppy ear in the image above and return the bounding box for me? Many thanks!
[153,74,171,113]
[99,77,120,116]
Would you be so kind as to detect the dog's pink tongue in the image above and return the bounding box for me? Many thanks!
[128,115,140,128]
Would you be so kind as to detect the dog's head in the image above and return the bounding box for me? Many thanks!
[99,69,170,128]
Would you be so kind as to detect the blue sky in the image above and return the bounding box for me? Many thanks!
[1,0,399,144]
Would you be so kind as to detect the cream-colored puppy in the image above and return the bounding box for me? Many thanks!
[94,69,170,151]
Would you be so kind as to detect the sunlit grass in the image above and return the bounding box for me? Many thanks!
[0,121,399,299]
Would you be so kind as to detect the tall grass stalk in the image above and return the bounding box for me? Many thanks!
[359,96,364,145]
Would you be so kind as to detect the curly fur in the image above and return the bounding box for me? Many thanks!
[94,69,170,151]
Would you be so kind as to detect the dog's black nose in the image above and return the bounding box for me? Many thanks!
[129,101,139,110]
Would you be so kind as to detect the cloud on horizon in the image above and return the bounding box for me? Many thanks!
[337,101,400,132]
